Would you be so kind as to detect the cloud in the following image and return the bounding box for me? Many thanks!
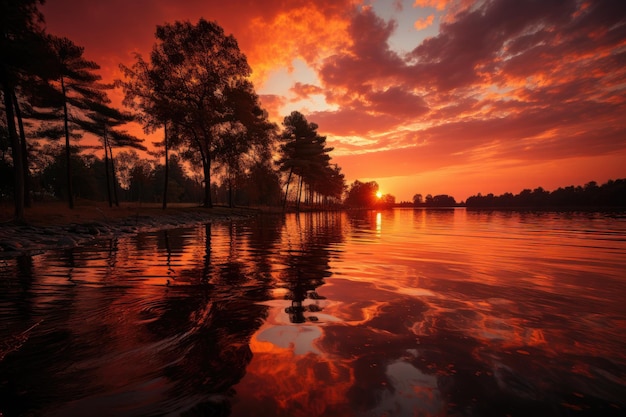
[312,107,404,137]
[258,94,288,123]
[414,14,435,30]
[290,82,324,100]
[315,1,626,159]
[413,0,450,11]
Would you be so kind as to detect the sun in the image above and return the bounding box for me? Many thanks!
[376,191,383,199]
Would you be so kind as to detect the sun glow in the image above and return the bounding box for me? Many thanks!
[376,191,383,199]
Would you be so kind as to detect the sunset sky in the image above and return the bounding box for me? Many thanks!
[41,0,626,202]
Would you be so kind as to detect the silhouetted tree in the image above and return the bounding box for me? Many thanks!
[38,149,108,201]
[277,111,337,210]
[119,52,182,209]
[212,80,276,207]
[47,35,110,208]
[377,193,396,208]
[316,164,346,207]
[231,160,282,206]
[431,194,456,207]
[145,19,256,208]
[345,180,379,208]
[0,0,47,220]
[76,102,145,207]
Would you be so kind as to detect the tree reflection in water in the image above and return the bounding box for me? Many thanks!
[277,213,343,324]
[1,210,625,416]
[0,216,286,417]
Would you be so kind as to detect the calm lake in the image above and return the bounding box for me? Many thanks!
[1,209,625,416]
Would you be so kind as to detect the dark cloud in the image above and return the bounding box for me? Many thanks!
[409,0,578,89]
[319,9,406,93]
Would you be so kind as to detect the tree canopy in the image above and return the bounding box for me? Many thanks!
[277,111,342,210]
[344,180,379,208]
[141,18,262,208]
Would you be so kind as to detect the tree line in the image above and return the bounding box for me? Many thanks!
[465,179,626,209]
[1,1,346,221]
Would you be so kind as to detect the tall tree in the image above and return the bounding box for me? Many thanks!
[213,80,276,207]
[0,0,46,221]
[118,54,177,209]
[76,101,145,207]
[146,19,255,208]
[48,35,109,209]
[277,111,335,211]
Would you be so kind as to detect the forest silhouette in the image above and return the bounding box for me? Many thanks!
[464,179,626,209]
[1,3,345,221]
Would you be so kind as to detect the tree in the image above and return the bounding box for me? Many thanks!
[47,35,110,209]
[316,164,345,207]
[344,180,379,208]
[76,101,145,207]
[146,19,256,208]
[212,80,276,207]
[0,0,46,221]
[119,53,179,209]
[235,160,283,207]
[413,193,423,205]
[277,111,335,210]
[431,194,456,207]
[378,193,396,207]
[38,149,108,201]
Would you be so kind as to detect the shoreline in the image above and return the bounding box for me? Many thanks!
[0,202,262,258]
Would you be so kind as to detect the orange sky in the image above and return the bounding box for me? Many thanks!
[41,0,626,202]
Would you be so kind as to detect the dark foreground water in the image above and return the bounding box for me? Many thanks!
[1,209,625,417]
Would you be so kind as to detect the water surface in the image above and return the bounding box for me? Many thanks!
[1,209,625,416]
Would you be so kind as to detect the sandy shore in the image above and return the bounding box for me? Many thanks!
[0,201,261,257]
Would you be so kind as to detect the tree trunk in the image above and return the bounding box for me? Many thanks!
[103,127,113,208]
[12,92,30,207]
[162,122,169,210]
[2,82,25,222]
[282,169,293,211]
[296,176,303,212]
[203,160,212,208]
[108,143,119,207]
[198,148,212,208]
[61,76,74,209]
[228,173,234,208]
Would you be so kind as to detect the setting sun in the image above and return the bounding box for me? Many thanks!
[376,191,383,199]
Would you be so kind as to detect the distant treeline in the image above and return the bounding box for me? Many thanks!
[394,193,458,208]
[465,179,626,208]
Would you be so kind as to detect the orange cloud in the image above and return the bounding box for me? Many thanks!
[414,14,435,30]
[290,82,324,100]
[243,5,353,87]
[413,0,450,11]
